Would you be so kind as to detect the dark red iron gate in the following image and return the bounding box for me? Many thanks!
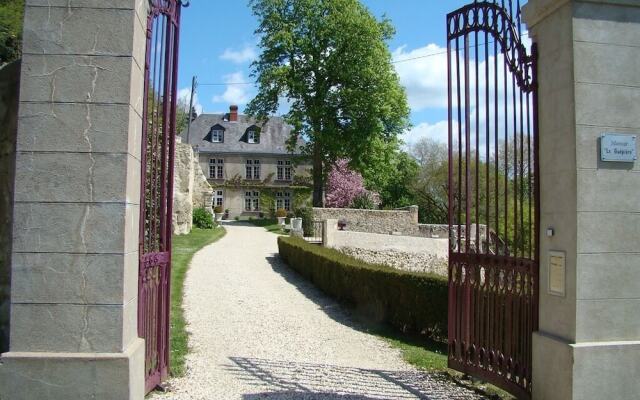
[138,0,185,393]
[446,1,539,398]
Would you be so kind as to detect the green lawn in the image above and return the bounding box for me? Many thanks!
[169,226,226,377]
[247,218,287,234]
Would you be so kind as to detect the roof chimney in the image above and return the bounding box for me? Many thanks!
[229,105,238,122]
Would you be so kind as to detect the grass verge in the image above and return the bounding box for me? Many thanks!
[247,218,287,234]
[170,226,226,376]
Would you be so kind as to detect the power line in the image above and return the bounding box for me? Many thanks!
[195,32,530,86]
[198,82,255,86]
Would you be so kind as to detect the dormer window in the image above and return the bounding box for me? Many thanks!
[243,125,260,144]
[206,124,225,143]
[247,130,257,144]
[211,129,224,143]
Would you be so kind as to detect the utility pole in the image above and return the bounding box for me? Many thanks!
[186,75,197,144]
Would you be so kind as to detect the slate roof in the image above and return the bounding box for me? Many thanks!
[180,113,304,156]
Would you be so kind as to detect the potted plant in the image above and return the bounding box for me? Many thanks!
[214,205,224,222]
[224,208,230,220]
[276,208,287,226]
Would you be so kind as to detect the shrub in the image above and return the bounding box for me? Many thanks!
[350,192,376,209]
[234,216,240,221]
[275,208,287,218]
[213,205,223,214]
[278,236,448,339]
[294,207,314,236]
[193,207,215,229]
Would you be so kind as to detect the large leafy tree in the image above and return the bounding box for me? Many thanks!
[246,0,410,206]
[0,0,24,66]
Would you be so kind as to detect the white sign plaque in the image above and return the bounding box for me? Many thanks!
[548,251,566,297]
[601,134,637,162]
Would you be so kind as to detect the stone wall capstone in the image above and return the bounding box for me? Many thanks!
[172,139,213,235]
[418,224,449,239]
[312,206,419,235]
[0,60,19,353]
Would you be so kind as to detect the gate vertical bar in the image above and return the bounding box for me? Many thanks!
[139,0,186,393]
[446,1,539,398]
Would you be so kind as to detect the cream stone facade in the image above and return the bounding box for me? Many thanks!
[523,1,640,399]
[184,108,311,218]
[199,153,310,218]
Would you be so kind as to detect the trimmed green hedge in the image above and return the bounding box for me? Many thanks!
[278,236,448,339]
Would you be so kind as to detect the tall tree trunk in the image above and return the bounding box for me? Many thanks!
[312,142,324,207]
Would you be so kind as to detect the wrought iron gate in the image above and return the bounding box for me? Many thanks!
[446,1,539,398]
[139,0,185,393]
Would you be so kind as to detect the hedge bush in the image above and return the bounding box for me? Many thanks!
[193,207,215,229]
[294,207,314,236]
[278,236,448,339]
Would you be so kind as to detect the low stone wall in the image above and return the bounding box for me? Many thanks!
[172,140,213,235]
[331,230,449,259]
[0,60,20,352]
[312,206,419,235]
[418,224,449,238]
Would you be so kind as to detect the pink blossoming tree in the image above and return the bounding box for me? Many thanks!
[325,159,380,208]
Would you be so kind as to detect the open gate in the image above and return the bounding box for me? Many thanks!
[138,0,185,393]
[446,1,539,398]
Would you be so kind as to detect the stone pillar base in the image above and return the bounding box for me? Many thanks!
[533,332,640,400]
[0,338,145,400]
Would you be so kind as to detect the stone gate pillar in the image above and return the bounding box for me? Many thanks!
[523,1,640,399]
[0,1,148,399]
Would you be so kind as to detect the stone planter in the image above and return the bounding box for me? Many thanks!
[277,217,286,225]
[291,218,303,231]
[215,213,224,222]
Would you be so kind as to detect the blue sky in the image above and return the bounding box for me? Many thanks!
[176,1,525,145]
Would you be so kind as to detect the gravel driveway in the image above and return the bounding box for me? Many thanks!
[152,222,487,400]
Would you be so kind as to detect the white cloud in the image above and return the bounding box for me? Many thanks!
[393,44,450,111]
[402,120,451,146]
[220,46,257,64]
[393,31,531,113]
[212,71,253,105]
[178,87,203,114]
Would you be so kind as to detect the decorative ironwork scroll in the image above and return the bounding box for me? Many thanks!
[446,1,539,398]
[138,0,185,393]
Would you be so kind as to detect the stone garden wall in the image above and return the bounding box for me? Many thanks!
[0,60,19,353]
[312,206,419,235]
[173,139,213,235]
[418,224,449,238]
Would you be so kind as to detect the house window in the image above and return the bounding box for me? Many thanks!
[277,160,293,181]
[245,191,260,211]
[245,159,260,180]
[209,158,216,179]
[276,191,291,211]
[247,130,257,144]
[284,162,292,181]
[216,159,224,179]
[213,190,224,207]
[211,129,224,143]
[277,160,292,181]
[284,192,291,211]
[209,158,224,179]
[252,191,260,211]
